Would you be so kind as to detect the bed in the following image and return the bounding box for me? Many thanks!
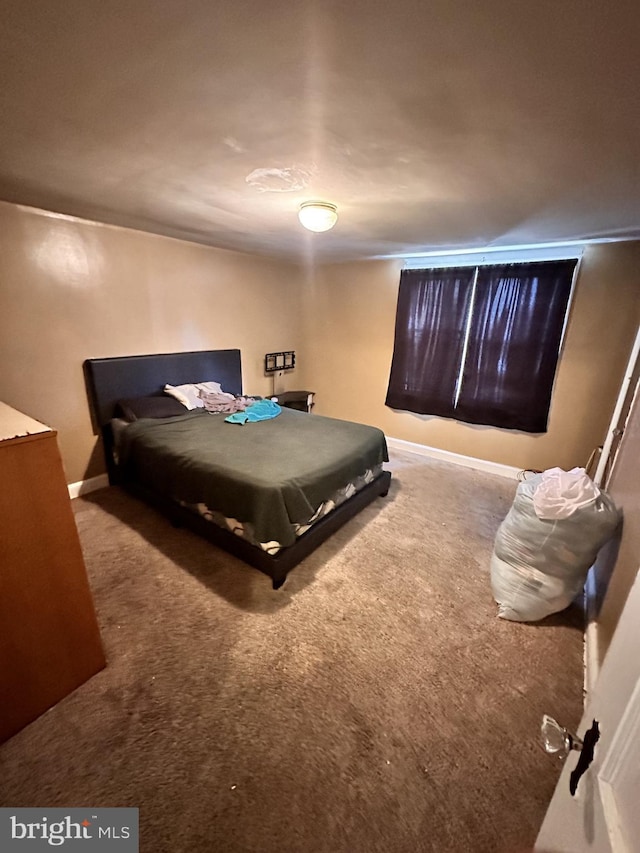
[84,349,391,588]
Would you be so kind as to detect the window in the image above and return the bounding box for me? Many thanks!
[385,260,577,433]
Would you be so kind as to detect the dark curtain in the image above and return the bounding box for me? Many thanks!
[385,267,476,418]
[455,260,576,432]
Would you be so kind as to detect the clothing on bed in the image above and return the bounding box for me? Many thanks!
[117,408,388,547]
[199,389,256,414]
[164,381,224,410]
[224,399,281,424]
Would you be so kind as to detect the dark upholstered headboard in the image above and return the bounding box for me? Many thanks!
[83,349,243,482]
[84,349,243,429]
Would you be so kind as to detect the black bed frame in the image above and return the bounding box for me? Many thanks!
[84,349,391,588]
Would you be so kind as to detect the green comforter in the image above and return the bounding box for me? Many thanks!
[119,408,388,547]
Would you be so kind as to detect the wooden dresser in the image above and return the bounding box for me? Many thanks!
[0,402,105,742]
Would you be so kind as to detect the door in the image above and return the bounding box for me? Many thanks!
[535,567,640,852]
[593,325,640,489]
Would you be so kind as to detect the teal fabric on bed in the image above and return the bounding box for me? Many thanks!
[224,398,281,424]
[118,408,389,547]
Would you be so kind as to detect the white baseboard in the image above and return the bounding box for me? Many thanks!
[584,620,599,700]
[68,473,109,499]
[583,567,600,700]
[386,436,520,479]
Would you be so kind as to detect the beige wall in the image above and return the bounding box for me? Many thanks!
[0,201,303,483]
[301,243,640,471]
[1,197,638,485]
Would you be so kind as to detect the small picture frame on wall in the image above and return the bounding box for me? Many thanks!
[264,351,295,373]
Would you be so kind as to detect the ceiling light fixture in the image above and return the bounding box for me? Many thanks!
[298,201,338,233]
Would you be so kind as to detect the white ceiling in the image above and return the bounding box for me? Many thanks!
[1,0,639,262]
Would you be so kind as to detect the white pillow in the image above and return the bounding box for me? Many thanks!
[164,381,223,410]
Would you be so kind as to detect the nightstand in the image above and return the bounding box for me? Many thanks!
[273,391,315,412]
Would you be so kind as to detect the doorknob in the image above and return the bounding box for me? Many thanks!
[540,714,584,758]
[541,715,600,796]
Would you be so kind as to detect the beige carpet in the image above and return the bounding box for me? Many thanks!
[0,449,584,853]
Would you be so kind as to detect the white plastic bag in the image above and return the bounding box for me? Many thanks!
[490,470,620,622]
[532,467,600,520]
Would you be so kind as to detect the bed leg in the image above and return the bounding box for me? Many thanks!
[272,574,287,591]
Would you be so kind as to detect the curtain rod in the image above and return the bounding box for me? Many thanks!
[402,243,585,269]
